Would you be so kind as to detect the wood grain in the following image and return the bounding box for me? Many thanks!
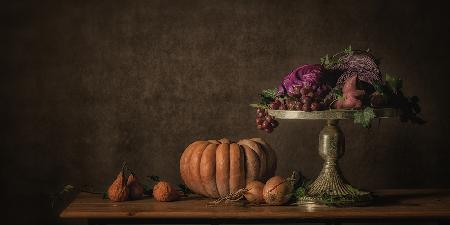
[60,189,450,220]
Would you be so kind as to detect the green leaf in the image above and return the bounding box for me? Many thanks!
[321,54,336,70]
[149,175,160,182]
[178,184,192,195]
[102,192,109,199]
[344,45,353,54]
[385,74,403,94]
[320,54,330,65]
[295,186,307,198]
[143,185,153,195]
[260,88,277,99]
[259,88,278,106]
[354,107,376,128]
[62,185,75,193]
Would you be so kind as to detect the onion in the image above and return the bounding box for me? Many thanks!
[263,176,293,205]
[244,180,265,204]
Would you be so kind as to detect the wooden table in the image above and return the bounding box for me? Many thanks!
[60,189,450,225]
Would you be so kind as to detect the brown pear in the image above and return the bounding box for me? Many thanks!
[107,169,129,202]
[153,181,180,202]
[127,173,144,200]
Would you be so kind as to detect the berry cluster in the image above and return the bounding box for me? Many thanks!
[270,85,330,112]
[255,108,279,133]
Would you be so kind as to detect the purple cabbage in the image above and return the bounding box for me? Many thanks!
[333,52,382,86]
[277,64,323,96]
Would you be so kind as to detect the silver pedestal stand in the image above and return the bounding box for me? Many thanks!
[268,108,397,206]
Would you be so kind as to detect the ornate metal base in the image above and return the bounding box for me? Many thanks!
[297,120,373,207]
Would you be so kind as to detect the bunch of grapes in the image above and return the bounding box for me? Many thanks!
[255,108,279,133]
[269,84,331,112]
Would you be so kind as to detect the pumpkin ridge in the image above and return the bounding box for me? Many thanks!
[251,138,277,179]
[200,143,219,198]
[241,144,260,183]
[229,143,245,193]
[215,143,230,197]
[238,139,267,181]
[188,141,209,196]
[180,141,204,191]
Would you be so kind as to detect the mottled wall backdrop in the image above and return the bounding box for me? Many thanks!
[2,0,450,224]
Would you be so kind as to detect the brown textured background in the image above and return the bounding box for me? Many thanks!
[2,0,450,224]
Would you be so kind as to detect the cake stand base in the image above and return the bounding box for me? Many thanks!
[296,119,373,207]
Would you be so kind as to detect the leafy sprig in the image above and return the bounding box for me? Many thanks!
[343,45,353,55]
[385,74,402,93]
[320,45,353,70]
[259,88,277,104]
[354,107,376,128]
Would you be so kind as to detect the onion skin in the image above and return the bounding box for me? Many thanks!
[263,176,293,205]
[244,180,265,204]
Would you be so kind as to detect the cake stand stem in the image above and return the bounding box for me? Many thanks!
[298,119,371,205]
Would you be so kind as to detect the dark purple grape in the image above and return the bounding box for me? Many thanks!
[262,120,270,129]
[291,86,302,97]
[256,118,264,125]
[319,102,326,110]
[287,100,296,110]
[265,115,273,123]
[311,102,319,111]
[270,100,281,110]
[302,103,311,112]
[294,101,303,110]
[265,127,273,133]
[299,88,308,96]
[301,96,312,105]
[271,120,279,128]
[256,108,263,114]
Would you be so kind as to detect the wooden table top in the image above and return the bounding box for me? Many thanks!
[60,189,450,221]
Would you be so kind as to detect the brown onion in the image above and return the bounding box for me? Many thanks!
[244,180,265,204]
[262,176,293,205]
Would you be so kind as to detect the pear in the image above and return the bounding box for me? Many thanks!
[127,173,144,200]
[107,167,129,202]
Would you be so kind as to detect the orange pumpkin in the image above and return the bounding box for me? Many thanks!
[180,138,277,198]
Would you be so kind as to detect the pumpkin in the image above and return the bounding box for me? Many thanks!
[180,138,277,198]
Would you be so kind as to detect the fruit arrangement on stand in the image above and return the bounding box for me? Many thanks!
[249,46,425,206]
[252,46,424,132]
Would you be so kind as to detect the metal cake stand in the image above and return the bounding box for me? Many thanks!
[268,108,398,206]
